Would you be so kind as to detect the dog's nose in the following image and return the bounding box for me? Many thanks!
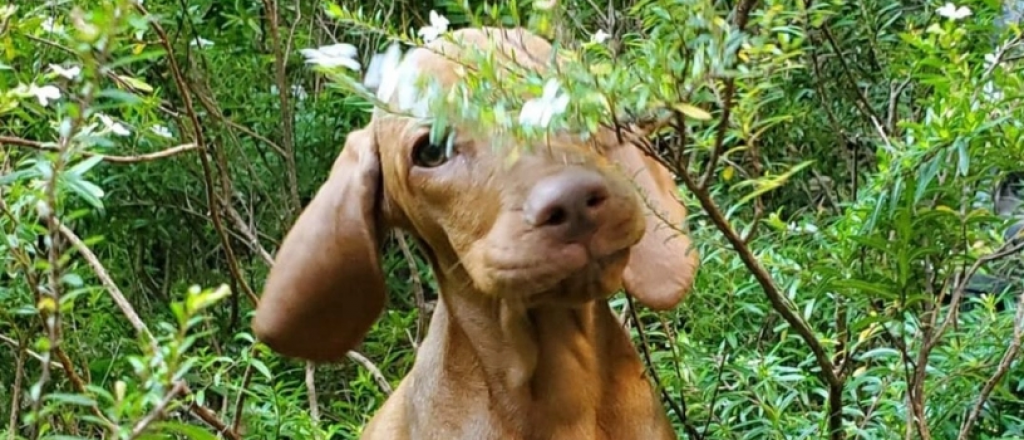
[524,168,611,243]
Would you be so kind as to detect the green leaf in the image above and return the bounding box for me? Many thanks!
[68,155,105,177]
[44,393,97,407]
[674,102,712,121]
[63,177,106,210]
[250,358,273,381]
[149,421,219,440]
[116,74,154,93]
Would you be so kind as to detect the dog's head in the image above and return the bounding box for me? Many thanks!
[252,27,699,362]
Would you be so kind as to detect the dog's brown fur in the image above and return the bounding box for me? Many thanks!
[252,27,699,440]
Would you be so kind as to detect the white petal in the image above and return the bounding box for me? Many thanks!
[519,99,544,126]
[190,37,214,47]
[111,123,131,136]
[937,3,955,17]
[429,10,450,30]
[316,43,358,59]
[418,26,441,42]
[151,125,173,138]
[291,85,308,100]
[49,64,81,80]
[337,57,361,71]
[541,78,561,101]
[98,113,114,127]
[299,48,323,60]
[30,84,61,106]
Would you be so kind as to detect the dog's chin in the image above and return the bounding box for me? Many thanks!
[472,247,632,307]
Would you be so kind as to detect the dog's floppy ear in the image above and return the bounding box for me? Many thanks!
[252,127,387,362]
[609,142,700,311]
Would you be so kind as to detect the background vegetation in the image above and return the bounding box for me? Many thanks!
[1,0,1023,439]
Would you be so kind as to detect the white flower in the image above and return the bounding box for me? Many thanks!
[533,0,557,10]
[417,11,449,42]
[519,78,570,128]
[28,84,61,107]
[40,16,65,34]
[937,2,971,20]
[97,114,131,136]
[150,124,173,138]
[982,80,1003,103]
[364,43,405,102]
[788,222,819,234]
[591,29,610,44]
[49,64,81,80]
[984,52,999,69]
[190,37,214,48]
[291,84,308,101]
[300,43,360,70]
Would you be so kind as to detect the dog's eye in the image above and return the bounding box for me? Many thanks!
[412,130,454,168]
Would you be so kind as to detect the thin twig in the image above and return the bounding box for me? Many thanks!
[128,380,187,440]
[305,361,321,439]
[347,351,393,395]
[261,0,302,214]
[699,0,759,189]
[58,223,155,345]
[183,384,242,440]
[231,351,257,434]
[396,232,429,347]
[8,341,25,440]
[628,296,701,439]
[0,135,199,164]
[135,2,259,312]
[820,24,885,133]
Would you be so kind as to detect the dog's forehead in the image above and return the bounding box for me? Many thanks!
[365,26,596,163]
[370,27,554,122]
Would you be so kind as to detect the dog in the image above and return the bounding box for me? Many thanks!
[252,26,699,440]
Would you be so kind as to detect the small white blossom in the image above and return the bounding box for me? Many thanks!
[591,29,610,44]
[533,0,557,10]
[27,84,61,107]
[291,84,308,101]
[49,64,81,80]
[982,81,1003,103]
[364,43,405,102]
[0,5,18,20]
[190,36,214,48]
[300,43,360,70]
[273,84,309,101]
[519,78,570,128]
[150,124,173,138]
[937,2,971,20]
[787,222,819,234]
[40,16,65,34]
[984,52,1000,69]
[417,10,450,42]
[98,114,131,137]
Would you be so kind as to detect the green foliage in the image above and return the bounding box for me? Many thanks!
[1,0,1023,439]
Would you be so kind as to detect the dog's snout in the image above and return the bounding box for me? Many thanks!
[524,168,612,243]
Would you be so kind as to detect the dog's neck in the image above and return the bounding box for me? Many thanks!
[418,275,644,435]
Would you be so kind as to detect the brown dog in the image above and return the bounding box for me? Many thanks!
[252,27,699,440]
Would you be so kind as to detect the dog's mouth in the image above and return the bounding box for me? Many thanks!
[473,240,634,305]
